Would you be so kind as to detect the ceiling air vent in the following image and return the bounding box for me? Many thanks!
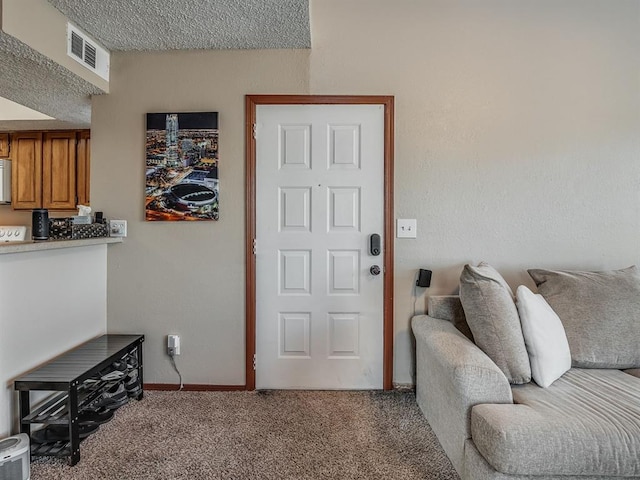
[67,23,109,81]
[71,31,83,58]
[84,43,97,69]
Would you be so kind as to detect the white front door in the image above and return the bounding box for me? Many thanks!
[255,104,385,389]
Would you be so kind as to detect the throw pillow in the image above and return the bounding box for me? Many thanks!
[515,285,571,387]
[459,263,531,384]
[528,266,640,369]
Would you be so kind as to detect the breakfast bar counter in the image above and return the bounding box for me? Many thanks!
[0,237,122,255]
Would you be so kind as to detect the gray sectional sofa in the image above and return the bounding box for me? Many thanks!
[412,265,640,480]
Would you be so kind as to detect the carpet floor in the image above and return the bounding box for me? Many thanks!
[30,390,459,480]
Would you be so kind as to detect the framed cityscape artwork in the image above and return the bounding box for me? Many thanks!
[145,112,219,221]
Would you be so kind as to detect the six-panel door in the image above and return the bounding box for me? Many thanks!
[256,104,385,389]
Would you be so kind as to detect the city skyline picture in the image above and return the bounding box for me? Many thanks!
[146,112,219,221]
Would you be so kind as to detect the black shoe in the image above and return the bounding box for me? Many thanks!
[31,424,99,444]
[84,360,128,385]
[89,382,128,411]
[79,408,114,425]
[98,360,128,381]
[123,370,142,398]
[123,351,139,371]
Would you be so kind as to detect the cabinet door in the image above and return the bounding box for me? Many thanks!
[43,132,77,210]
[11,132,43,210]
[76,130,90,206]
[0,133,9,157]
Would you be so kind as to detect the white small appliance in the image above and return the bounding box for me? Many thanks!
[0,159,11,204]
[0,226,27,242]
[0,433,30,480]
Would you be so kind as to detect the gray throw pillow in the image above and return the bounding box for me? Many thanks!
[528,266,640,369]
[460,263,531,384]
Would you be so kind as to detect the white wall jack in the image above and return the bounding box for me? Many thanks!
[167,334,181,356]
[109,220,127,237]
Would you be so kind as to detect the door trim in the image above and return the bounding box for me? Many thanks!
[245,95,395,390]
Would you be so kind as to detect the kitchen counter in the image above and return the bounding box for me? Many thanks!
[0,236,122,255]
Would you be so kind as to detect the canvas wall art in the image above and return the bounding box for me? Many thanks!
[145,112,219,221]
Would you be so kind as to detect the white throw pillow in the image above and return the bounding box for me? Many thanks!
[516,285,571,388]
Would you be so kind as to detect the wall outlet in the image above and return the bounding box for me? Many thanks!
[109,220,127,237]
[167,334,181,356]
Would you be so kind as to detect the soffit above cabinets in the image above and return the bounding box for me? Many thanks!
[0,0,310,129]
[0,30,102,129]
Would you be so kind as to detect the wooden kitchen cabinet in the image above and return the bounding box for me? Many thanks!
[10,130,90,210]
[0,133,9,157]
[11,132,43,210]
[76,130,91,206]
[43,131,77,210]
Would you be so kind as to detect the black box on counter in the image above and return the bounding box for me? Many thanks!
[49,218,108,240]
[49,218,72,239]
[72,223,109,239]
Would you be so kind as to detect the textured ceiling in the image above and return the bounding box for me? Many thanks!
[47,0,311,51]
[0,0,310,128]
[0,30,104,128]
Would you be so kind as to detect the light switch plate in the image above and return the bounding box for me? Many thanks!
[397,219,417,238]
[109,220,127,237]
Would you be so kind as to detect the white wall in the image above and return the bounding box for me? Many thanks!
[0,245,108,436]
[91,0,640,386]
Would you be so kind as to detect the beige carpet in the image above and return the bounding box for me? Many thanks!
[31,390,459,480]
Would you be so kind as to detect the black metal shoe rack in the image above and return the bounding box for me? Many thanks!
[14,334,144,466]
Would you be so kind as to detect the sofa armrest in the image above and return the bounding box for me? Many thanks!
[412,314,513,476]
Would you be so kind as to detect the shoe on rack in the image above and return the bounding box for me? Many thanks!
[31,423,99,444]
[88,382,129,411]
[78,407,114,426]
[83,360,128,384]
[99,360,128,381]
[123,351,139,371]
[123,370,142,398]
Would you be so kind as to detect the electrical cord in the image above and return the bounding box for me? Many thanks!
[169,353,184,390]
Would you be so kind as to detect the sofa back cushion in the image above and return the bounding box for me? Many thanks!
[529,266,640,368]
[427,295,474,341]
[460,263,531,384]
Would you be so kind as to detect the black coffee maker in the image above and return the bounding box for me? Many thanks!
[32,208,49,240]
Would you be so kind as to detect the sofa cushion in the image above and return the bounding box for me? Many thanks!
[515,285,571,387]
[427,295,474,341]
[460,263,531,384]
[528,266,640,368]
[471,368,640,476]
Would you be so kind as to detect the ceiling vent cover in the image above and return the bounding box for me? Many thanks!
[67,23,109,81]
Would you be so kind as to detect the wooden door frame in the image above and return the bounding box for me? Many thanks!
[245,95,395,390]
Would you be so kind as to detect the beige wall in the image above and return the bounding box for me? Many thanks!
[91,50,309,385]
[91,0,640,386]
[310,0,640,382]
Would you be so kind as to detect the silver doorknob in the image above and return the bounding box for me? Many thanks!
[370,265,381,276]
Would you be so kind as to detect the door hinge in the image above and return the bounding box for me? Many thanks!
[252,123,258,139]
[253,354,256,370]
[252,238,257,255]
